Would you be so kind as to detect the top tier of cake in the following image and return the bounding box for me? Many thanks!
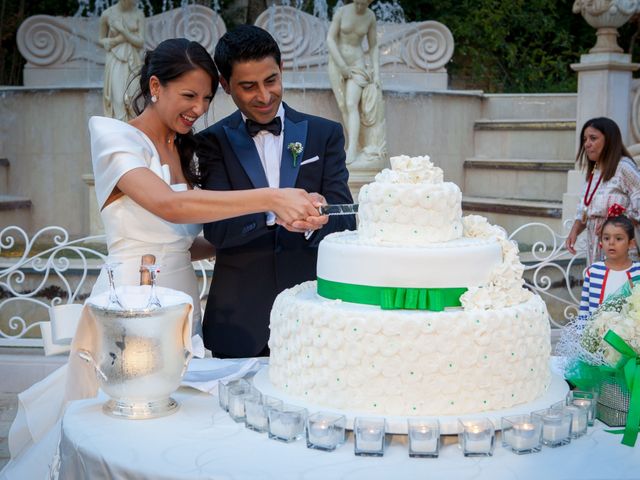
[357,155,463,245]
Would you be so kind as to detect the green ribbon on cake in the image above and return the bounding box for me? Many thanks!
[317,277,467,312]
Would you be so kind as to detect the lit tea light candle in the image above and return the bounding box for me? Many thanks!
[565,405,588,438]
[228,396,245,419]
[358,427,383,451]
[270,415,297,438]
[309,420,332,447]
[408,421,439,457]
[466,426,490,451]
[543,413,570,442]
[460,419,495,456]
[532,408,571,447]
[354,418,385,456]
[510,422,539,451]
[306,413,345,451]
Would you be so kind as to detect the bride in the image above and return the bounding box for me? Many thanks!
[0,38,323,480]
[90,38,320,338]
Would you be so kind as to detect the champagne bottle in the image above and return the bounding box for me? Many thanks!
[139,254,156,286]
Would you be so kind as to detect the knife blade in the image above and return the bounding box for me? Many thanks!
[318,204,359,216]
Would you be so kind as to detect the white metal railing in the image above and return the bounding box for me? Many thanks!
[0,225,214,347]
[508,220,583,329]
[0,223,583,348]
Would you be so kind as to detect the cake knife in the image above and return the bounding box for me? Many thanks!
[318,204,359,215]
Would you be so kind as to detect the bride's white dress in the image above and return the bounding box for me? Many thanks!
[1,116,206,479]
[90,115,204,335]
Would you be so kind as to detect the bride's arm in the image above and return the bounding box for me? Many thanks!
[115,167,319,225]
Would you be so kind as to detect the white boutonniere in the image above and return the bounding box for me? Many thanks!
[288,142,303,167]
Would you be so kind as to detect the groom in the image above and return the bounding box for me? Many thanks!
[196,25,355,358]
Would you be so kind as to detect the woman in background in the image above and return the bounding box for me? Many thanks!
[565,117,640,265]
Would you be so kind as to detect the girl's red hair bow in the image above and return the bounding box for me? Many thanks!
[607,203,626,217]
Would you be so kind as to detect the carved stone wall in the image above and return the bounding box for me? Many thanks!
[17,5,226,87]
[254,6,454,91]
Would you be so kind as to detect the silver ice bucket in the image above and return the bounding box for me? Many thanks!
[79,301,192,419]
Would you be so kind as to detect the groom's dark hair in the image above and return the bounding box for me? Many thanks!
[214,25,282,82]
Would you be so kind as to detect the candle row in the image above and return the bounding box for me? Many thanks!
[218,380,596,457]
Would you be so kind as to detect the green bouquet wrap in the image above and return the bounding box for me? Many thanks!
[561,276,640,447]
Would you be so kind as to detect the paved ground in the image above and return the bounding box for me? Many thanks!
[0,393,18,471]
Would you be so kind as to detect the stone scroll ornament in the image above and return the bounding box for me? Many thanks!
[255,6,454,74]
[16,5,225,87]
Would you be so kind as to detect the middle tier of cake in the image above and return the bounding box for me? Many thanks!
[317,231,503,310]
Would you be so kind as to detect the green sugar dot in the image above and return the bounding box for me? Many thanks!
[412,406,417,411]
[410,371,414,375]
[353,327,358,332]
[449,363,453,367]
[484,355,488,359]
[450,401,455,405]
[511,352,515,356]
[483,400,487,404]
[336,377,340,382]
[476,319,480,323]
[373,403,377,407]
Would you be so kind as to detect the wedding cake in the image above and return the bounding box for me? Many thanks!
[268,155,551,416]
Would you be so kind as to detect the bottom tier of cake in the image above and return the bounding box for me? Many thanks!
[268,281,551,416]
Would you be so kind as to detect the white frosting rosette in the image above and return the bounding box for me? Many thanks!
[460,215,532,310]
[375,154,444,184]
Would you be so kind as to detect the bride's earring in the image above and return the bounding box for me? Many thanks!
[151,94,158,103]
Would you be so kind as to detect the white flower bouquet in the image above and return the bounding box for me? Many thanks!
[557,281,640,446]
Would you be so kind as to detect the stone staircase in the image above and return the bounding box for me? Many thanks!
[0,157,31,231]
[462,94,577,245]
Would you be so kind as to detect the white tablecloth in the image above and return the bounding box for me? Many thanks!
[57,382,640,479]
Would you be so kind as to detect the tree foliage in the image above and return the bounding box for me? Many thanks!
[396,0,633,92]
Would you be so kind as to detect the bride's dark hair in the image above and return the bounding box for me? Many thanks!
[132,38,219,186]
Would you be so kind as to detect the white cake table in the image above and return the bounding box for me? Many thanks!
[57,384,640,479]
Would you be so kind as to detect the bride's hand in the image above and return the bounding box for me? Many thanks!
[270,188,320,226]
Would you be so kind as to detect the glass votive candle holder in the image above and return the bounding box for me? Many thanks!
[354,417,386,457]
[218,378,250,412]
[564,405,588,439]
[532,408,572,448]
[305,412,346,451]
[268,404,308,442]
[567,390,598,427]
[407,418,440,458]
[245,395,282,433]
[227,383,256,422]
[458,418,495,457]
[501,414,542,455]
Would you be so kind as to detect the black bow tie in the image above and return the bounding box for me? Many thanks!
[245,116,282,137]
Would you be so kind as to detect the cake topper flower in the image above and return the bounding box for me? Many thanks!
[288,142,303,167]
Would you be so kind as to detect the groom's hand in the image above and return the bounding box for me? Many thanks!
[278,193,328,232]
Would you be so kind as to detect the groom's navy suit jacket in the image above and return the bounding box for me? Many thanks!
[196,103,355,357]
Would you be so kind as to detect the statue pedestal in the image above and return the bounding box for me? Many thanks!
[571,52,639,145]
[562,52,639,223]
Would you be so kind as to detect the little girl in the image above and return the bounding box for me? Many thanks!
[579,208,640,317]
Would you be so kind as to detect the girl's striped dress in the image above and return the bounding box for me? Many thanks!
[579,261,640,317]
